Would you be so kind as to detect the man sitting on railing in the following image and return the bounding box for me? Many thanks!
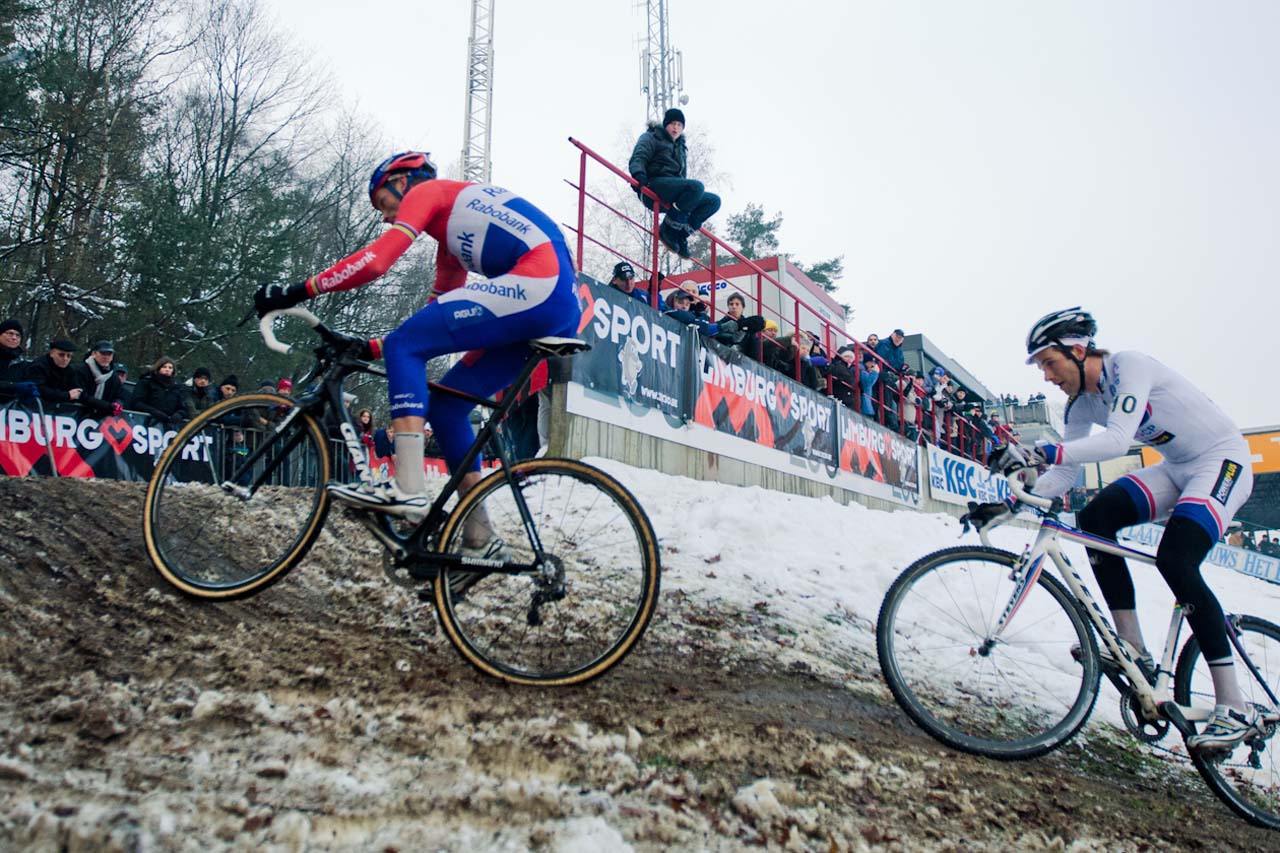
[629,108,721,260]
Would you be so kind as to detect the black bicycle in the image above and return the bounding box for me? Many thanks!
[143,307,661,686]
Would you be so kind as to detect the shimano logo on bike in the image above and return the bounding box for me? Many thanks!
[460,556,506,568]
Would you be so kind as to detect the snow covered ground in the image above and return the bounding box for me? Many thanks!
[594,457,1280,732]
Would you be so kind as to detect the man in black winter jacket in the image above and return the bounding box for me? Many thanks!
[0,318,34,401]
[26,338,88,406]
[72,340,126,416]
[628,108,721,259]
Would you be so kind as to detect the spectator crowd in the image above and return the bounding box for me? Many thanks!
[0,317,312,432]
[599,264,1018,462]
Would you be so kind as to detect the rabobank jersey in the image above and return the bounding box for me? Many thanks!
[306,180,566,299]
[1033,351,1243,497]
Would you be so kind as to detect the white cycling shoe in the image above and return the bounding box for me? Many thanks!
[1188,705,1266,755]
[327,480,430,522]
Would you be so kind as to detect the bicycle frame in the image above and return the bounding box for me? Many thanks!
[978,478,1278,728]
[236,307,555,575]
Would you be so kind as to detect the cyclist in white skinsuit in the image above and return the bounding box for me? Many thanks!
[985,308,1259,754]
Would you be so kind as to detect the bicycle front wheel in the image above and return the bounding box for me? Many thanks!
[877,546,1101,759]
[143,395,332,599]
[1174,614,1280,830]
[434,458,661,686]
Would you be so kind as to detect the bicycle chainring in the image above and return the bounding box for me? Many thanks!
[1119,688,1169,744]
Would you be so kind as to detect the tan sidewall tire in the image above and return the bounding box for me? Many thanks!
[142,395,331,599]
[434,457,661,685]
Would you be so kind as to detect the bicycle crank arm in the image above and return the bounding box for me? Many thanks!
[348,511,408,562]
[1158,701,1196,738]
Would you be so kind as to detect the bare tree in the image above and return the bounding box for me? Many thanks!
[0,0,189,343]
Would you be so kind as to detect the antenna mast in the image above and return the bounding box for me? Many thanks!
[639,0,686,122]
[461,0,495,182]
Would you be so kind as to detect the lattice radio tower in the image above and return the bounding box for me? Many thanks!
[461,0,495,182]
[639,0,687,122]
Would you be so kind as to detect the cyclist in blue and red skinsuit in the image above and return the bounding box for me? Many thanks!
[254,152,580,539]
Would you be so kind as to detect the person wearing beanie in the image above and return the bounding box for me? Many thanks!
[0,318,31,400]
[217,375,240,401]
[276,378,293,394]
[628,107,721,260]
[191,366,216,411]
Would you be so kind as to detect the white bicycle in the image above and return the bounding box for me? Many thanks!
[876,474,1280,829]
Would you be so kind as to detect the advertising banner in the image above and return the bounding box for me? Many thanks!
[926,443,1013,506]
[835,404,919,494]
[1119,523,1280,585]
[571,281,686,424]
[694,342,836,466]
[2,403,228,481]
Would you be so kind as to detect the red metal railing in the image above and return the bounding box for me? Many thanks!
[563,137,998,463]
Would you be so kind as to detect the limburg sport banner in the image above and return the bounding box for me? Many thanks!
[571,280,685,424]
[694,341,836,468]
[1,403,229,481]
[835,402,920,494]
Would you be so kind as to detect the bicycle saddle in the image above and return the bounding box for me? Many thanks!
[530,337,591,357]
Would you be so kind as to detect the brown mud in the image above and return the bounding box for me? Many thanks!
[0,477,1273,851]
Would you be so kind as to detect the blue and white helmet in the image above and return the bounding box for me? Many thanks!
[1025,307,1097,364]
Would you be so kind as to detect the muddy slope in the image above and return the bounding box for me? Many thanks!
[0,477,1272,851]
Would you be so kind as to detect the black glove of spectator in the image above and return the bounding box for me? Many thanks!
[13,381,39,400]
[632,171,648,189]
[738,316,766,333]
[987,443,1046,476]
[254,281,311,318]
[959,500,1014,534]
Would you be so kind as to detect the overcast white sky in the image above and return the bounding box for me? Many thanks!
[266,0,1277,427]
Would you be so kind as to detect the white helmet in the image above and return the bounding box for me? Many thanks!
[1025,307,1097,364]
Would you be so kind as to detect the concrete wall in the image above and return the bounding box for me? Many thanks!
[546,383,964,518]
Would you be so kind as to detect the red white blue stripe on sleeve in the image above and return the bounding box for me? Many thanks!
[1040,443,1065,465]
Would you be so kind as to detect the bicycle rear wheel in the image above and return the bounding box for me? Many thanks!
[434,458,661,686]
[877,546,1101,759]
[1174,614,1280,830]
[143,395,332,599]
